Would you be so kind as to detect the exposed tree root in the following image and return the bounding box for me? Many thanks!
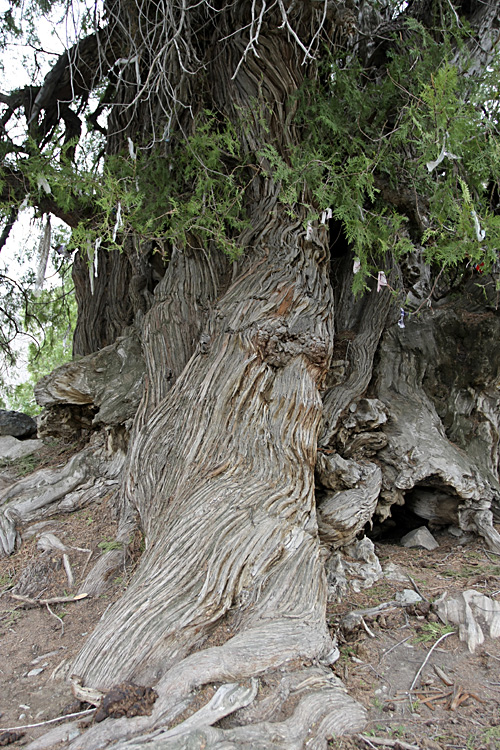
[0,435,126,557]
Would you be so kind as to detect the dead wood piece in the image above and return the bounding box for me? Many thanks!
[63,553,74,587]
[433,664,453,686]
[358,734,419,750]
[144,680,258,741]
[409,631,455,691]
[449,686,466,712]
[433,589,500,652]
[94,682,158,722]
[10,592,88,605]
[416,693,436,710]
[415,690,453,710]
[0,731,25,746]
[466,691,487,704]
[70,676,104,707]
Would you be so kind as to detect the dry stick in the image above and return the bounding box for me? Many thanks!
[46,602,64,636]
[407,575,428,602]
[0,708,95,732]
[380,635,412,660]
[360,616,376,638]
[409,631,456,692]
[483,549,500,564]
[10,593,88,605]
[483,547,500,557]
[78,549,94,582]
[358,734,419,750]
[485,650,500,663]
[62,553,74,588]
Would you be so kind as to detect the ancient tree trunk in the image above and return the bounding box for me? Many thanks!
[3,3,500,748]
[66,228,369,749]
[53,20,369,747]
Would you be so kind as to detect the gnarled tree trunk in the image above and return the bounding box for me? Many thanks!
[2,2,500,749]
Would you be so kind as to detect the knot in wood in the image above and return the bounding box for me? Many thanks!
[94,682,158,722]
[252,320,329,368]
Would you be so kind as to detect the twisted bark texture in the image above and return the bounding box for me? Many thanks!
[3,1,500,748]
[66,15,371,743]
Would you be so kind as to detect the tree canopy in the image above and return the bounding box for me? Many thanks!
[1,0,500,359]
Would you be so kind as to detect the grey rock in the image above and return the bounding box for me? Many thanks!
[383,562,409,582]
[0,409,37,438]
[395,589,423,605]
[400,526,439,551]
[0,435,42,461]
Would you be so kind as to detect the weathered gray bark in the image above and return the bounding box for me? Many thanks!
[4,2,500,748]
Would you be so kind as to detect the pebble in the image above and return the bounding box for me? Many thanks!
[26,667,45,677]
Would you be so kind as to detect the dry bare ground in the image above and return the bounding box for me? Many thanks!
[0,441,499,750]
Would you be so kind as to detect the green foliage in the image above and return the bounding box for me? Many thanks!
[0,239,76,414]
[259,18,500,285]
[412,622,455,644]
[0,0,499,379]
[98,538,123,553]
[1,109,250,264]
[0,452,40,476]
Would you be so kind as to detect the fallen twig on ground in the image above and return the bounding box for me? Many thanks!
[0,708,95,732]
[407,575,428,602]
[409,631,455,691]
[358,733,419,750]
[9,593,88,606]
[45,602,64,636]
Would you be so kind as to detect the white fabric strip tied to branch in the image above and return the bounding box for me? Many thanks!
[87,237,102,295]
[376,270,388,292]
[112,202,122,242]
[471,209,486,241]
[34,214,51,295]
[87,239,94,295]
[320,207,332,224]
[127,137,136,161]
[426,134,459,173]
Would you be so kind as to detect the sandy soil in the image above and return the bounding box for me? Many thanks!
[0,442,499,749]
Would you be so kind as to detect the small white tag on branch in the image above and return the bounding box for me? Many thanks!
[426,135,459,173]
[112,202,122,242]
[353,258,361,274]
[376,271,388,292]
[471,209,486,241]
[36,175,51,194]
